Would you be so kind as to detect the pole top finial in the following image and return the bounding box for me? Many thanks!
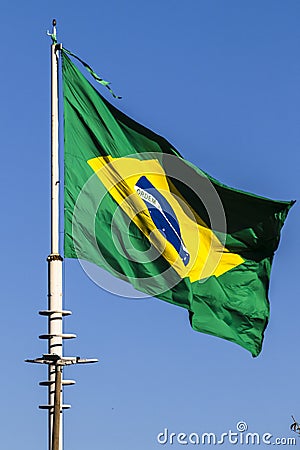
[47,20,57,43]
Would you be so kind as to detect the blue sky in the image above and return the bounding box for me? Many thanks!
[1,1,300,449]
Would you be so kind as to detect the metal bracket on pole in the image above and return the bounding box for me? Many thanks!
[25,355,99,366]
[26,355,98,450]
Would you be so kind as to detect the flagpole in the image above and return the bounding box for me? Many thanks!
[25,20,98,450]
[47,19,64,450]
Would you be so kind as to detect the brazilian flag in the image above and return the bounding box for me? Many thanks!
[62,52,294,357]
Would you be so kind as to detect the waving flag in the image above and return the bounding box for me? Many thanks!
[62,51,294,356]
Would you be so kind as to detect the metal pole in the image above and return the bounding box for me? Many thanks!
[50,24,60,254]
[52,365,62,450]
[48,18,63,450]
[25,20,98,450]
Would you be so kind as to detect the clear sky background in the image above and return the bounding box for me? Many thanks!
[1,1,299,449]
